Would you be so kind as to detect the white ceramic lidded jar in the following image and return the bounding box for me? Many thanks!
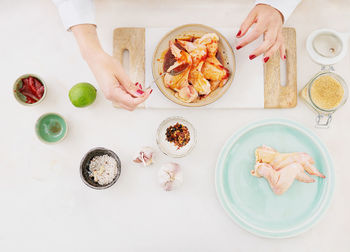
[300,29,349,128]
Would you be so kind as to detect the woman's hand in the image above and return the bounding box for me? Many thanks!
[71,24,151,110]
[84,51,152,110]
[236,4,285,63]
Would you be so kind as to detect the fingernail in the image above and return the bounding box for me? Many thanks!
[138,83,143,89]
[135,82,139,86]
[284,55,287,60]
[264,57,270,63]
[236,30,241,37]
[249,55,256,60]
[236,45,242,50]
[150,89,153,94]
[137,89,144,95]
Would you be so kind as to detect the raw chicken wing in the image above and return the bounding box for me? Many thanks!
[163,41,198,103]
[195,33,219,57]
[161,33,230,103]
[176,39,207,66]
[251,162,315,195]
[188,61,211,95]
[251,145,325,195]
[176,85,198,103]
[255,145,325,178]
[202,56,229,91]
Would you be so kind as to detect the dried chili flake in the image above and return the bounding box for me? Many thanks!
[165,123,190,149]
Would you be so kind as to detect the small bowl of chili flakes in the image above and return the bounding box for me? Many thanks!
[156,116,196,158]
[13,74,47,106]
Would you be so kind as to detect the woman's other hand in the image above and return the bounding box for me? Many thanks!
[236,4,285,63]
[71,24,151,110]
[84,51,152,110]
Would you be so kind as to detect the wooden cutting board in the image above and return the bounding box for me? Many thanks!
[264,27,297,108]
[113,27,297,108]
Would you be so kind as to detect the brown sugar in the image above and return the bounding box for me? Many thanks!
[310,75,344,110]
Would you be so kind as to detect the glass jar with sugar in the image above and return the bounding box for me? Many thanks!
[300,29,349,128]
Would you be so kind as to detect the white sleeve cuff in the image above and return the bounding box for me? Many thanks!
[52,0,96,31]
[255,0,302,21]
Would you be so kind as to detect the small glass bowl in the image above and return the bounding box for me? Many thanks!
[156,116,196,158]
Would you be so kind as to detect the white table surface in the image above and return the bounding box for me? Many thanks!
[1,0,349,251]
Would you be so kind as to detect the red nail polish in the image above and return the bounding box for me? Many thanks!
[150,89,153,94]
[236,30,242,37]
[284,55,287,60]
[135,82,139,86]
[236,45,242,50]
[264,57,270,63]
[137,89,144,95]
[138,83,142,89]
[249,55,256,60]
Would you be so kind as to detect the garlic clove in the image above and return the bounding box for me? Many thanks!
[133,146,155,167]
[158,162,183,191]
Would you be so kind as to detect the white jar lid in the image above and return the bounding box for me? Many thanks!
[306,29,349,66]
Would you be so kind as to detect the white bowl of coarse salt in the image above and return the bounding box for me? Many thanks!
[80,147,121,189]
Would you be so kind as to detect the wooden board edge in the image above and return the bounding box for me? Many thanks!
[112,27,146,108]
[264,27,297,108]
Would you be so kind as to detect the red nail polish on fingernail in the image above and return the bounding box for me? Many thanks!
[138,83,142,89]
[135,82,139,86]
[236,45,242,50]
[264,57,270,63]
[284,55,287,60]
[249,55,256,60]
[137,89,144,95]
[236,30,242,37]
[150,89,153,94]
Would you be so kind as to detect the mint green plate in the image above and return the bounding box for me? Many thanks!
[215,119,334,238]
[35,113,68,144]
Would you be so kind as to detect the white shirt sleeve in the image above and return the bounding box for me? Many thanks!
[255,0,302,21]
[52,0,96,31]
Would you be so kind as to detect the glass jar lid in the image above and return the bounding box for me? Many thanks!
[306,29,349,66]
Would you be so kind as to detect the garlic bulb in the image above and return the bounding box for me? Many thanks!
[133,146,155,167]
[158,162,183,191]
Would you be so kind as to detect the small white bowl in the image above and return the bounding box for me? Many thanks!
[13,74,47,106]
[156,116,196,158]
